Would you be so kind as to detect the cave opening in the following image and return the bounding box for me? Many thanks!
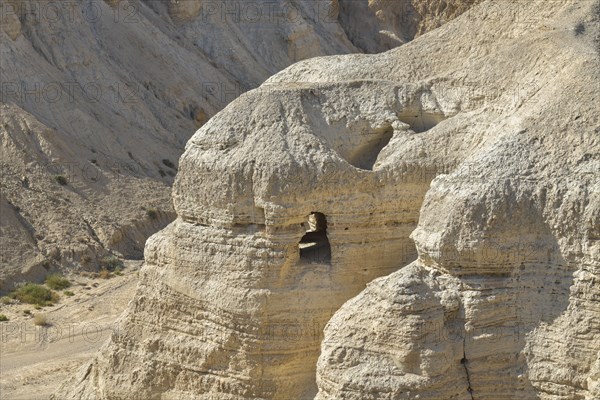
[398,106,447,133]
[299,212,331,264]
[346,126,394,170]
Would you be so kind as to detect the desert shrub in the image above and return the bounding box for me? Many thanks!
[146,209,158,220]
[11,284,59,306]
[100,256,123,271]
[99,269,111,279]
[63,290,75,297]
[34,314,48,326]
[23,309,31,315]
[54,175,68,185]
[0,314,8,322]
[0,296,11,305]
[45,274,71,290]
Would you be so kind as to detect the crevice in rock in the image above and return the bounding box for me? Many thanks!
[299,212,331,264]
[462,335,475,400]
[107,210,176,259]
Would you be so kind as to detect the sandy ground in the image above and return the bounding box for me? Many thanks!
[0,261,141,400]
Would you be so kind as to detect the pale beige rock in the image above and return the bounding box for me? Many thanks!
[313,1,600,399]
[55,1,598,400]
[54,80,434,399]
[1,0,469,291]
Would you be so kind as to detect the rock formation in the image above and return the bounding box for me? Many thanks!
[1,0,475,291]
[338,0,482,52]
[55,0,599,399]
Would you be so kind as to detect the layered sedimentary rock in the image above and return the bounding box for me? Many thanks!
[0,0,473,290]
[55,77,448,400]
[56,0,598,399]
[310,1,600,399]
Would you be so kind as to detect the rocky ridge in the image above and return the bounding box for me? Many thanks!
[55,0,599,399]
[0,0,474,291]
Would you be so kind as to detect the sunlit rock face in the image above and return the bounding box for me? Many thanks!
[55,0,598,399]
[0,0,476,291]
[55,75,455,400]
[313,1,600,399]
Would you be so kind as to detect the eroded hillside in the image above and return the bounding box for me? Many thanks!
[0,0,475,291]
[54,0,599,399]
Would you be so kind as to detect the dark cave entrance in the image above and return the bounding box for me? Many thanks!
[299,212,331,264]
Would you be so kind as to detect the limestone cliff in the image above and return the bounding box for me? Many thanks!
[0,0,475,292]
[1,0,475,291]
[55,0,599,399]
[0,0,348,290]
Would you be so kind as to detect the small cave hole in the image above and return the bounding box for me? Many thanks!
[346,126,394,170]
[398,98,448,133]
[299,212,331,264]
[398,105,447,133]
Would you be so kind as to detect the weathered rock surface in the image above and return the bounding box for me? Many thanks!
[311,1,600,399]
[1,0,474,290]
[54,79,434,400]
[55,1,599,399]
[338,0,481,52]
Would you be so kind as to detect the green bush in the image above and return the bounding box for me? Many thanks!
[45,274,71,290]
[54,175,68,186]
[0,296,11,305]
[10,284,59,306]
[0,314,8,322]
[63,290,75,297]
[100,256,123,271]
